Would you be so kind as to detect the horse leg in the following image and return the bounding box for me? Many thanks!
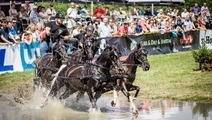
[120,82,138,115]
[129,85,140,98]
[40,78,65,108]
[87,87,97,109]
[59,84,76,100]
[111,87,118,107]
[120,82,130,102]
[76,91,85,102]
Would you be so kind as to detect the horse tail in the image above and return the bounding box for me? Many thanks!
[50,64,67,88]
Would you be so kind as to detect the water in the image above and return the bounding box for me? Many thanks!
[0,92,212,120]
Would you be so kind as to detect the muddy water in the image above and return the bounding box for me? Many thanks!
[0,92,212,120]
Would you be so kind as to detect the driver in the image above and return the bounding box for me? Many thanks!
[40,12,70,56]
[73,25,99,50]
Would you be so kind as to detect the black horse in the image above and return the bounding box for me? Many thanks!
[68,37,99,63]
[80,44,150,115]
[111,44,150,115]
[33,40,68,89]
[40,45,124,109]
[33,37,98,89]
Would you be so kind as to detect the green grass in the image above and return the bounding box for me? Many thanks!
[0,71,33,89]
[0,51,212,101]
[136,51,212,101]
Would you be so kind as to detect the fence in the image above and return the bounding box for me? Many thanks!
[0,30,211,74]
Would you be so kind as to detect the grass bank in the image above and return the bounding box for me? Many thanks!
[0,51,212,101]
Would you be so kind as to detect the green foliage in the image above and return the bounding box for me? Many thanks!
[192,40,212,63]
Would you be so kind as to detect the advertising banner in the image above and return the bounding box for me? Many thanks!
[103,31,200,55]
[19,42,40,70]
[199,30,212,49]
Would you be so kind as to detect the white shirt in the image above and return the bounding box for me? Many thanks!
[181,12,189,18]
[39,12,48,23]
[67,8,78,19]
[99,22,110,38]
[46,8,56,16]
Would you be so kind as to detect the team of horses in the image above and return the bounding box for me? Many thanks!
[33,36,150,115]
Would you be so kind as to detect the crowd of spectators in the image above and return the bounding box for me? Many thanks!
[0,1,212,46]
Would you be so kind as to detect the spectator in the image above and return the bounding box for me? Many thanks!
[0,7,5,18]
[110,8,119,21]
[46,4,56,18]
[113,21,129,36]
[183,16,196,31]
[5,21,17,44]
[81,5,89,15]
[22,0,31,14]
[135,19,143,35]
[99,17,110,38]
[128,22,136,34]
[29,6,40,24]
[72,22,82,36]
[67,2,78,31]
[118,7,127,17]
[147,20,159,33]
[139,17,149,33]
[93,4,106,21]
[105,7,111,16]
[0,19,13,44]
[144,7,152,17]
[9,3,18,18]
[137,8,142,16]
[132,8,138,16]
[18,6,28,19]
[181,8,189,20]
[39,6,49,24]
[21,31,33,45]
[26,24,40,42]
[26,24,40,58]
[109,19,117,35]
[36,23,46,42]
[98,17,110,54]
[191,3,200,16]
[10,18,20,40]
[201,3,208,14]
[175,16,184,29]
[153,8,158,16]
[198,14,206,29]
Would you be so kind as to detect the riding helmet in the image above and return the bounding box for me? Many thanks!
[86,25,94,32]
[55,12,65,19]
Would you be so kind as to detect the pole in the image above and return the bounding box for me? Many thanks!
[151,3,154,16]
[91,1,93,17]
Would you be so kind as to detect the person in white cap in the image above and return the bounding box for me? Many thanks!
[29,6,40,24]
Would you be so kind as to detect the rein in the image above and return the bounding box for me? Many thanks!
[122,63,142,66]
[86,62,111,70]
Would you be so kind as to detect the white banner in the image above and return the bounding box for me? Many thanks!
[199,30,212,49]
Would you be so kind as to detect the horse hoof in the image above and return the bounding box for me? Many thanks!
[111,101,116,107]
[133,109,139,116]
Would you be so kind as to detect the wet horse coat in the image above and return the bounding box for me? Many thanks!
[41,45,123,109]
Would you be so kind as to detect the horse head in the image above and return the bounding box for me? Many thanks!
[54,40,68,60]
[100,45,124,74]
[134,44,150,71]
[82,37,94,61]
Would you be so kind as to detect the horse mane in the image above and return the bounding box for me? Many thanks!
[123,51,135,64]
[96,49,109,63]
[123,45,140,64]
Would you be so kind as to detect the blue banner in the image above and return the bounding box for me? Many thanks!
[0,49,13,72]
[20,42,40,70]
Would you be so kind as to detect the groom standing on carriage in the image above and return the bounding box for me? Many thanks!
[40,12,70,56]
